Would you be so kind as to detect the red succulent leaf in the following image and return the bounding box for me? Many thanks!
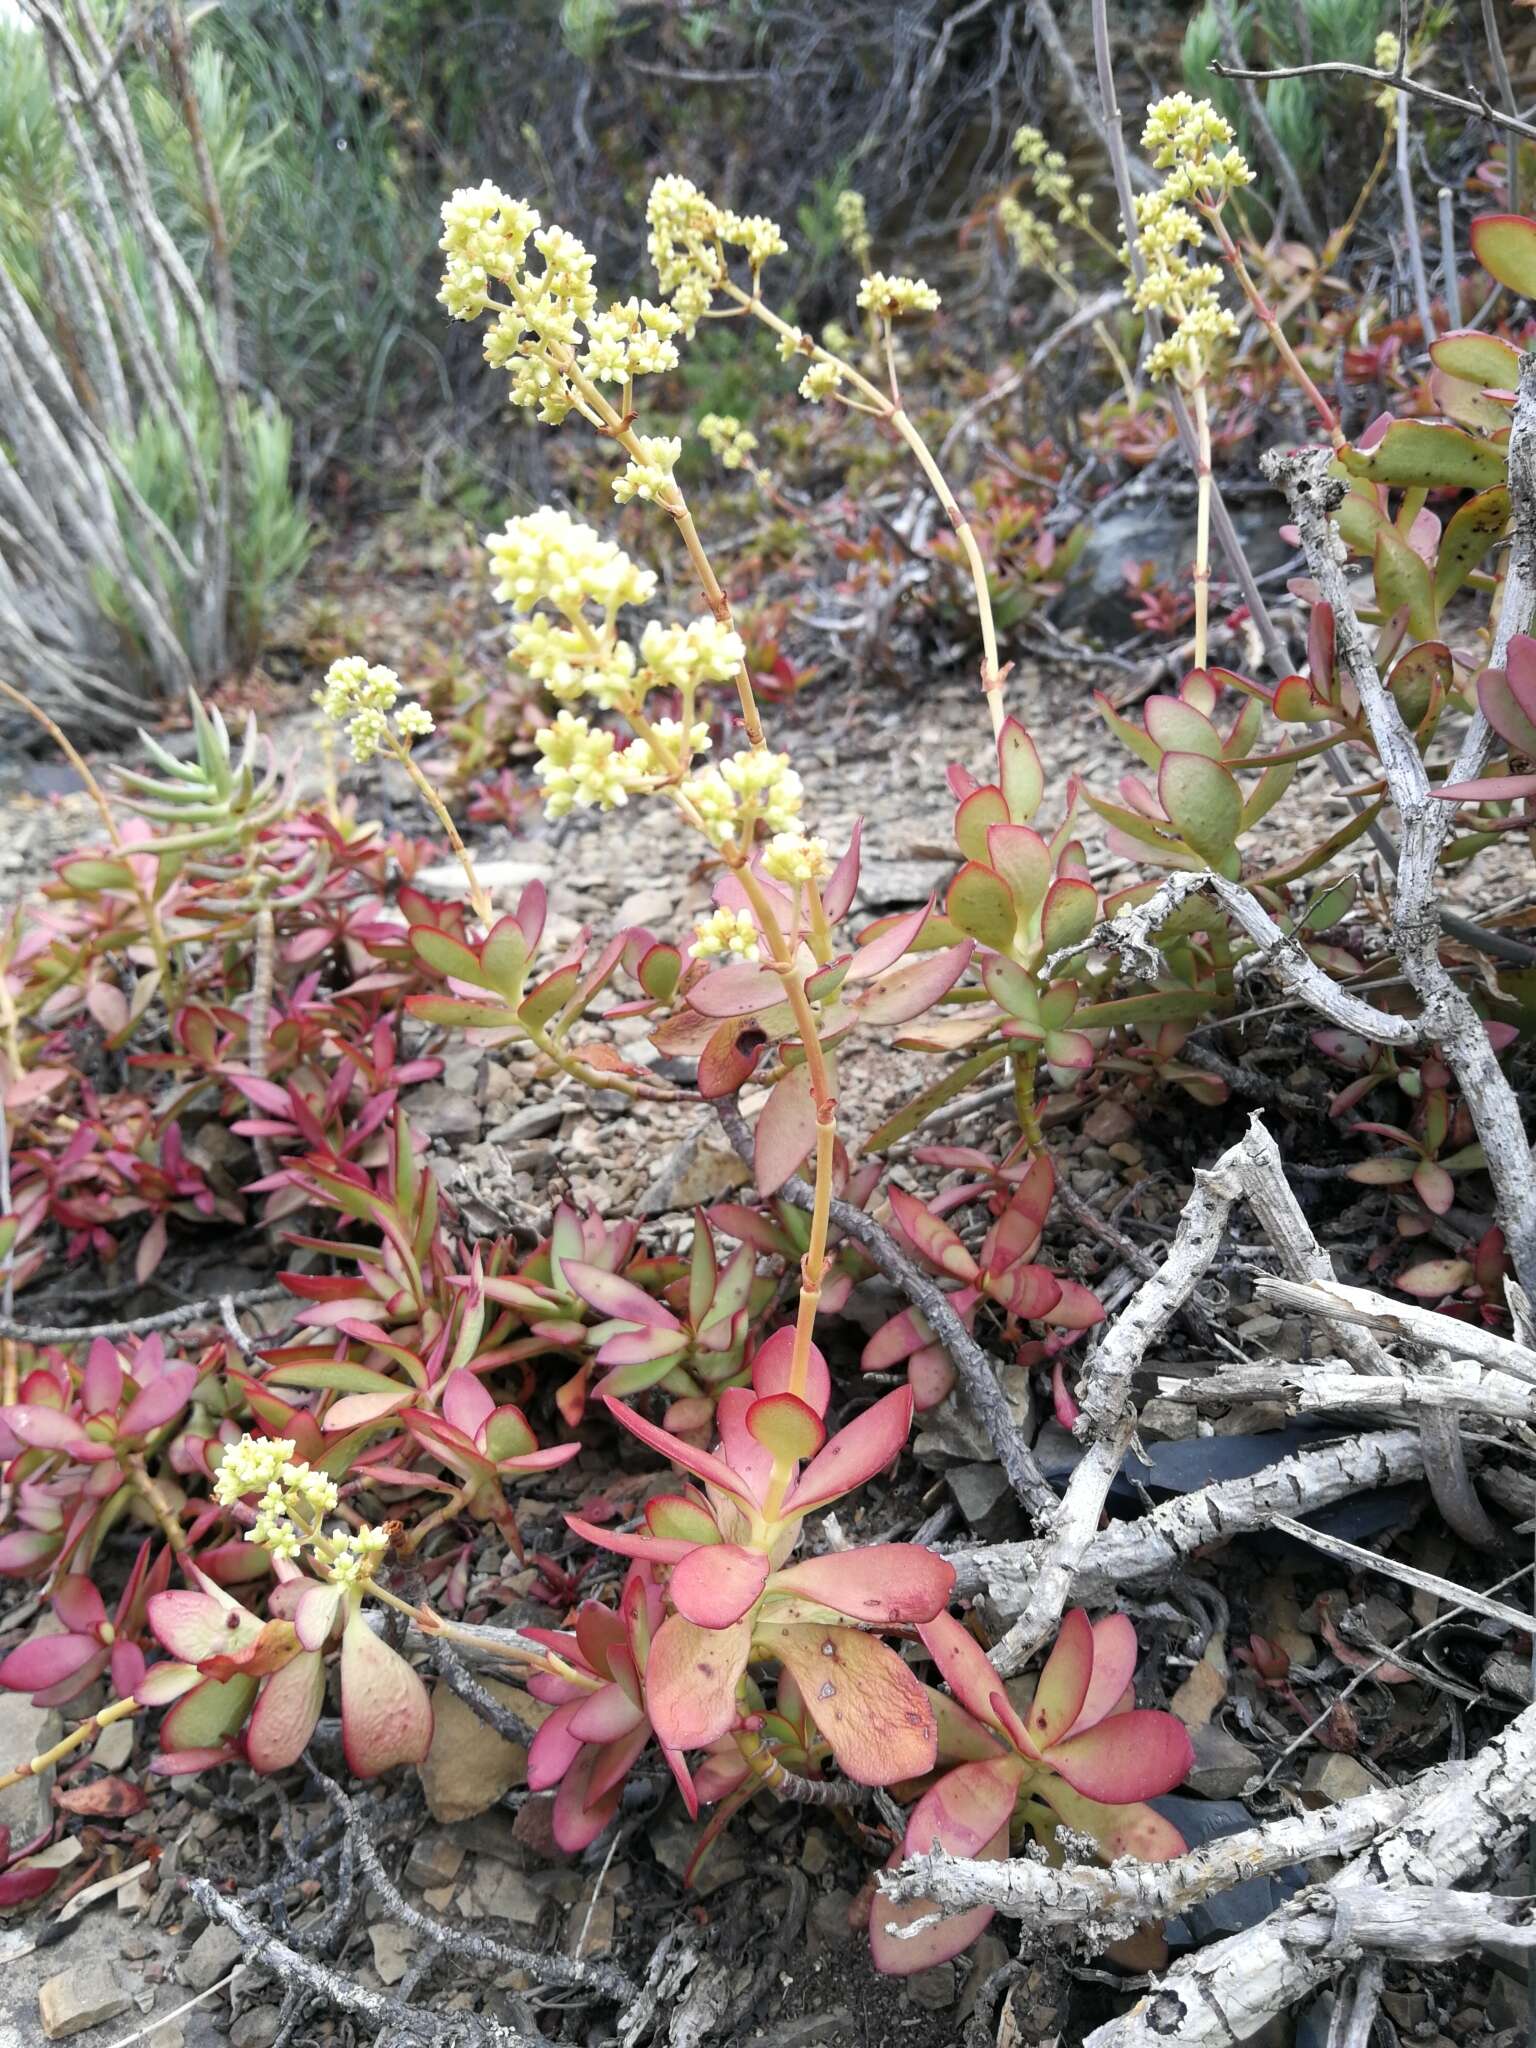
[767,1545,955,1626]
[551,1741,622,1853]
[668,1545,771,1627]
[755,1066,818,1196]
[0,1632,102,1696]
[644,1613,751,1753]
[887,1187,979,1282]
[1044,1710,1192,1802]
[869,1756,1020,1975]
[783,1386,914,1513]
[1064,1615,1139,1739]
[1035,1774,1187,1862]
[0,1864,61,1907]
[565,1513,696,1565]
[339,1609,433,1778]
[602,1398,757,1509]
[749,1328,831,1417]
[245,1650,327,1773]
[766,1624,937,1785]
[1024,1608,1095,1750]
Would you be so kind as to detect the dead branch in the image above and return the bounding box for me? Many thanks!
[183,1876,543,2047]
[879,1768,1432,1924]
[1081,1699,1536,2046]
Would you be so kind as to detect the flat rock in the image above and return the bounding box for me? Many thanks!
[230,2009,281,2048]
[639,1124,749,1215]
[405,1082,483,1140]
[404,1834,466,1891]
[369,1923,418,1987]
[417,1678,543,1822]
[0,1694,61,1840]
[461,1858,546,1929]
[1185,1724,1260,1801]
[1300,1752,1379,1808]
[414,858,550,904]
[179,1921,244,1991]
[947,1461,1021,1541]
[39,1961,131,2040]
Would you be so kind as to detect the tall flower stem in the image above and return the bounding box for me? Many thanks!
[1191,377,1213,672]
[0,1694,141,1795]
[393,742,494,924]
[719,285,1008,740]
[1202,211,1346,451]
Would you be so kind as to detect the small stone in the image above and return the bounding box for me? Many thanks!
[510,1794,560,1863]
[462,1858,545,1928]
[1487,1973,1528,2033]
[1300,1752,1379,1808]
[145,2023,185,2048]
[230,2009,281,2048]
[652,1819,745,1896]
[906,1962,957,2010]
[743,2017,853,2048]
[616,886,673,927]
[405,1834,466,1891]
[418,1678,542,1823]
[566,1891,615,1957]
[95,1718,135,1771]
[959,1935,1009,2020]
[422,1885,455,1912]
[1341,1595,1412,1647]
[415,858,550,905]
[808,1888,855,1949]
[639,1125,749,1215]
[1082,1099,1137,1145]
[947,1462,1021,1541]
[40,1961,132,2039]
[1380,1990,1428,2029]
[0,1693,62,1840]
[1138,1397,1198,1441]
[798,1829,834,1878]
[1185,1725,1260,1801]
[369,1922,418,1986]
[405,1083,482,1141]
[179,1921,244,1991]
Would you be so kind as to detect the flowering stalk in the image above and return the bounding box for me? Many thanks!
[1006,127,1138,408]
[1128,96,1257,671]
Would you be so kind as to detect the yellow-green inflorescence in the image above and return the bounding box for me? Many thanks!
[213,1432,391,1587]
[315,658,435,765]
[1129,95,1254,386]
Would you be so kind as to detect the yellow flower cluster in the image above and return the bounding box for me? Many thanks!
[613,433,682,505]
[692,905,761,961]
[315,657,434,764]
[1139,95,1255,208]
[213,1433,340,1563]
[799,359,844,404]
[327,1525,391,1589]
[999,195,1063,272]
[835,189,872,268]
[487,507,657,617]
[1012,126,1093,235]
[489,509,741,732]
[534,712,642,817]
[440,183,688,429]
[644,175,787,336]
[762,831,831,885]
[856,272,941,319]
[1373,32,1401,112]
[699,413,759,469]
[681,748,803,849]
[1128,97,1251,386]
[639,618,745,692]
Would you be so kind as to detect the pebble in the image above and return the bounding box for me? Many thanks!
[906,1962,957,2010]
[39,1961,132,2040]
[0,1694,61,1840]
[405,1834,466,1891]
[369,1922,418,1986]
[1185,1725,1261,1801]
[1300,1752,1379,1807]
[808,1888,855,1948]
[230,2009,280,2048]
[178,1921,244,1991]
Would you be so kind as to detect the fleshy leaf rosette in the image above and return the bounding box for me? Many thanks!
[861,1155,1102,1408]
[143,1565,431,1779]
[870,1608,1191,1975]
[555,1329,955,1806]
